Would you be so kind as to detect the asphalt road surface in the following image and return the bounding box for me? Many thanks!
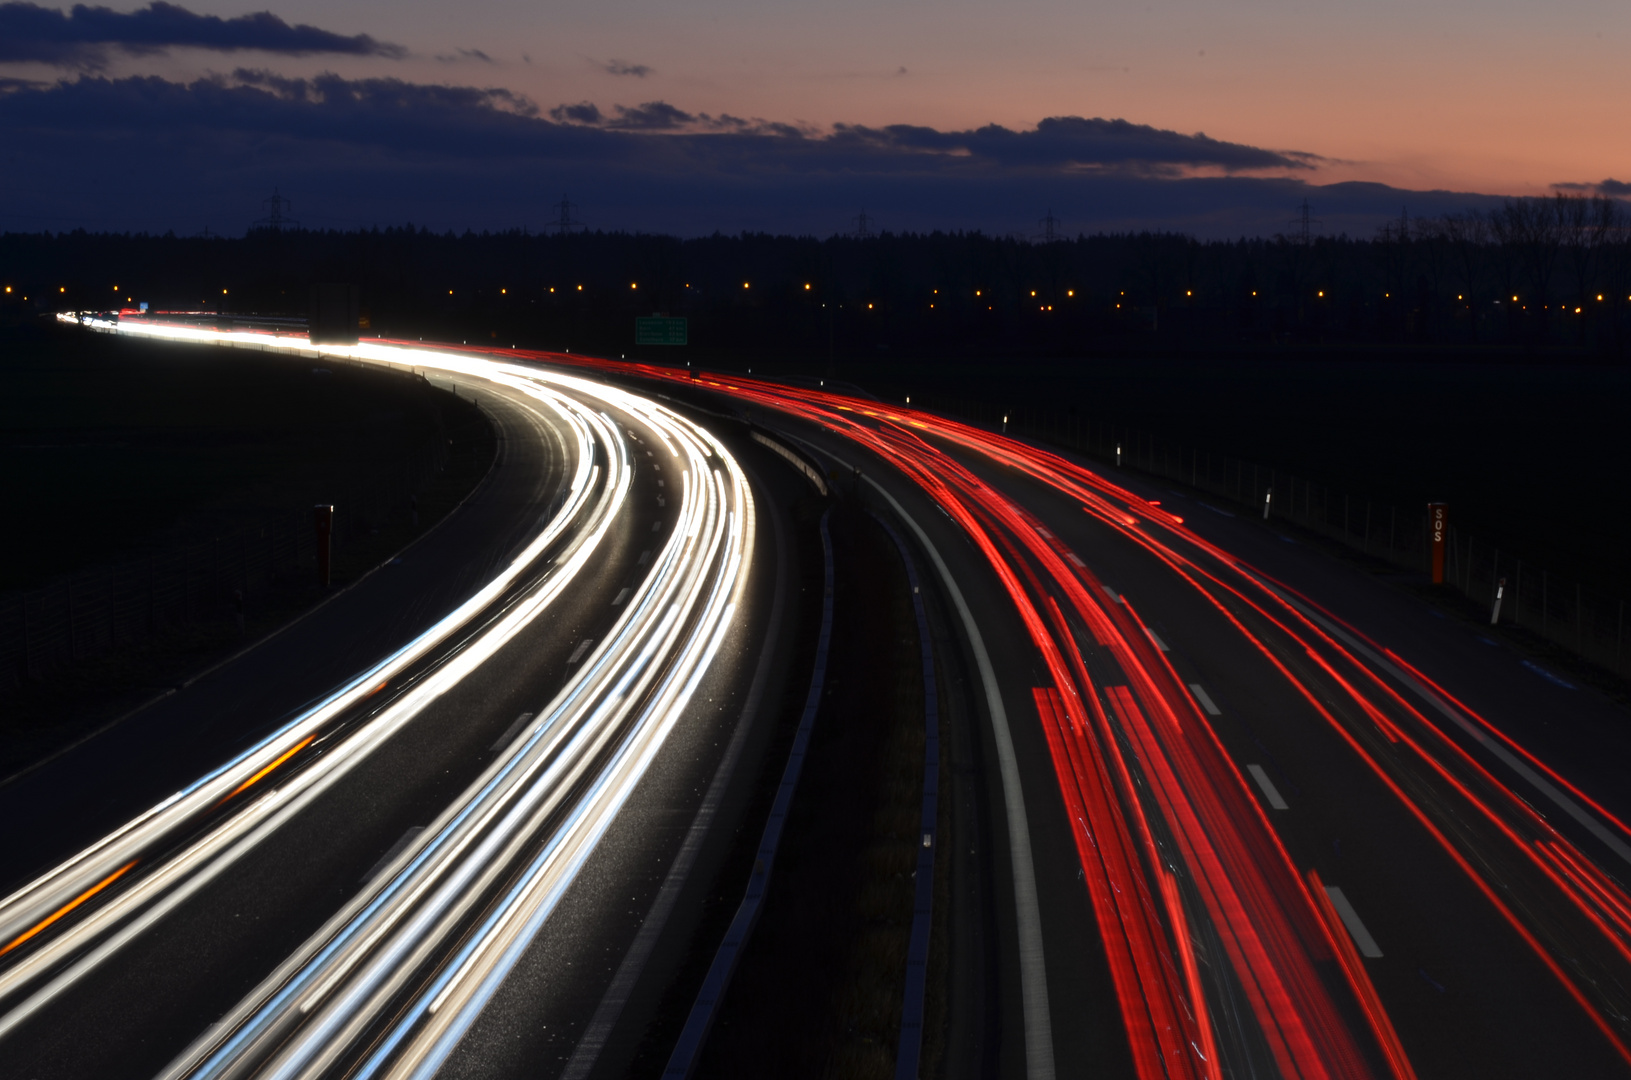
[637,365,1631,1080]
[10,318,1631,1080]
[0,336,804,1080]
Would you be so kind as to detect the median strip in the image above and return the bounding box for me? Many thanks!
[873,514,941,1080]
[662,509,835,1079]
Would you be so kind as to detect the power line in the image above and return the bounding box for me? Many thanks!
[1289,198,1321,246]
[253,187,298,231]
[1036,208,1065,243]
[549,194,584,233]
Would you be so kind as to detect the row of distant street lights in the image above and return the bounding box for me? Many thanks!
[11,282,1631,312]
[0,284,236,305]
[460,283,1631,306]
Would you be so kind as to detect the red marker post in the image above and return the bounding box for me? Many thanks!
[1428,502,1448,584]
[314,504,334,589]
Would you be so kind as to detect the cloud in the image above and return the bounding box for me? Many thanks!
[601,58,651,78]
[228,67,536,116]
[604,100,692,130]
[547,103,1311,174]
[435,48,494,64]
[827,116,1318,175]
[553,98,808,137]
[0,1,405,68]
[0,71,1507,237]
[1552,178,1631,199]
[549,100,602,124]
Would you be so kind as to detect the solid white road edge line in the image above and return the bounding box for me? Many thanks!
[863,475,1057,1080]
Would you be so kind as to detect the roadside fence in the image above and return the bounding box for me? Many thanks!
[1,435,454,693]
[923,395,1630,681]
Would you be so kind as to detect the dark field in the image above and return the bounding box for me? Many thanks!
[834,352,1631,598]
[0,326,460,593]
[0,327,494,771]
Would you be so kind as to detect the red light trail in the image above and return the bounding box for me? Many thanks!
[507,345,1631,1078]
[94,323,1631,1079]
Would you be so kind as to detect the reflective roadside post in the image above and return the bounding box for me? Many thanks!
[314,504,334,589]
[1428,502,1448,584]
[1491,577,1507,624]
[1263,486,1273,520]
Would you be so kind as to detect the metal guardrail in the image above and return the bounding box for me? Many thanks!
[750,429,829,496]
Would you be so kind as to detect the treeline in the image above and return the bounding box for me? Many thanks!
[4,194,1629,359]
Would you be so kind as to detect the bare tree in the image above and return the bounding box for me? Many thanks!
[1557,194,1620,341]
[1411,214,1453,338]
[1439,211,1491,341]
[1488,197,1564,341]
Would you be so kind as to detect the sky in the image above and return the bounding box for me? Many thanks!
[0,0,1625,237]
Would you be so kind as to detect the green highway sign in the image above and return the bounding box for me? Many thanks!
[635,316,688,345]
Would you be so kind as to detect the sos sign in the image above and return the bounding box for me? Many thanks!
[1428,502,1448,584]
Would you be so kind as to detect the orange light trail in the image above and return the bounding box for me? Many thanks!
[0,861,139,958]
[223,734,317,803]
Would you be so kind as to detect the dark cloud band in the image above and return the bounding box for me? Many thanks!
[0,2,405,67]
[0,71,1506,236]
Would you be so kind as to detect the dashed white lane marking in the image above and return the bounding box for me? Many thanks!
[1246,764,1289,809]
[1325,886,1384,957]
[651,520,662,532]
[1268,586,1631,871]
[1189,683,1222,716]
[1102,585,1121,602]
[1145,628,1170,652]
[638,550,651,566]
[1066,552,1085,567]
[490,711,536,752]
[613,588,630,606]
[568,638,595,663]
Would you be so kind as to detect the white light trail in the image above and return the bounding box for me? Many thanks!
[8,321,755,1080]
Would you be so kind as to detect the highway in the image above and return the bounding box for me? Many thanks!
[9,318,1631,1079]
[0,328,793,1080]
[558,357,1631,1080]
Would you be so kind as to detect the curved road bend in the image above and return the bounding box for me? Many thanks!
[956,443,1631,1080]
[971,447,1631,1080]
[0,341,795,1080]
[622,367,1631,1080]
